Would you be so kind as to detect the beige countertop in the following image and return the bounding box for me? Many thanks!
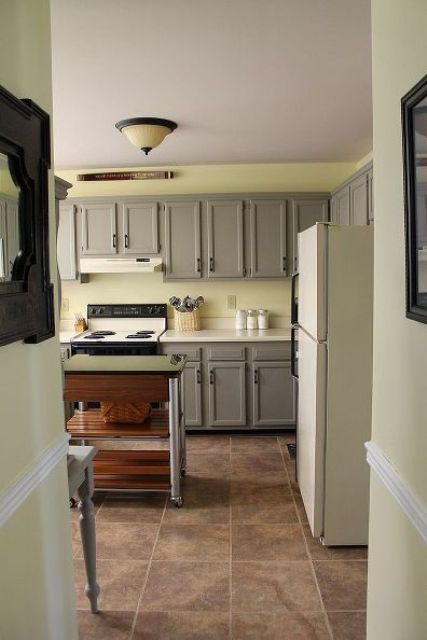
[159,328,291,343]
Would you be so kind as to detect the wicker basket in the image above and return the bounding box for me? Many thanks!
[100,401,151,424]
[174,308,201,331]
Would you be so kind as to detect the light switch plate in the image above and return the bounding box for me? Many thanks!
[227,295,236,309]
[61,297,70,313]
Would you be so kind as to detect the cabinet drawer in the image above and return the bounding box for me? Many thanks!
[207,346,246,361]
[161,344,201,361]
[251,344,291,361]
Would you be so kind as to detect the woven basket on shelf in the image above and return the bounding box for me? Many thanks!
[174,308,201,331]
[100,402,151,424]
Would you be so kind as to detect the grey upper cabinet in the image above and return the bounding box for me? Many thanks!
[181,362,203,427]
[291,199,329,272]
[208,361,246,427]
[249,199,287,277]
[331,187,350,226]
[81,203,117,255]
[58,203,77,280]
[331,164,373,228]
[121,202,159,254]
[368,169,374,224]
[252,361,295,426]
[165,201,202,279]
[350,174,369,225]
[207,200,244,278]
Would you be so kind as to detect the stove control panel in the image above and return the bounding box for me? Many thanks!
[87,304,167,318]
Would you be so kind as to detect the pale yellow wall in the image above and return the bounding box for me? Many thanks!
[0,1,77,638]
[356,151,373,170]
[59,162,357,322]
[57,162,357,198]
[368,1,427,638]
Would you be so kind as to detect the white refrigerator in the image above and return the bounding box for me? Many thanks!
[292,223,373,545]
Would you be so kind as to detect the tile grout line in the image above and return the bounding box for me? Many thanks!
[128,496,168,640]
[277,437,335,640]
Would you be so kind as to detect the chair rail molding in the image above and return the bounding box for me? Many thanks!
[365,440,427,543]
[0,433,70,527]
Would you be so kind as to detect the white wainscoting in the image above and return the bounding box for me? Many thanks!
[365,441,427,543]
[0,433,69,527]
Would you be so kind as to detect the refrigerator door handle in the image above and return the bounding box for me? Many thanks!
[291,271,299,325]
[291,326,299,379]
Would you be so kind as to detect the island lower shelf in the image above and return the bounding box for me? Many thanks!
[93,450,171,491]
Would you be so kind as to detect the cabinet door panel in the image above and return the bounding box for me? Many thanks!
[292,199,329,272]
[208,362,246,426]
[165,201,201,279]
[122,202,158,254]
[182,362,203,427]
[350,175,369,226]
[334,187,350,226]
[207,200,244,278]
[57,203,77,280]
[252,361,296,426]
[249,200,287,277]
[81,203,117,255]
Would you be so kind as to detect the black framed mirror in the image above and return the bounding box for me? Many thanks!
[0,84,54,346]
[402,74,427,324]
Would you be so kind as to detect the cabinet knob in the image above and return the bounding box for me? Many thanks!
[209,370,214,384]
[124,234,129,248]
[209,257,214,272]
[112,233,117,248]
[196,368,201,384]
[254,368,259,384]
[196,257,201,273]
[282,256,287,273]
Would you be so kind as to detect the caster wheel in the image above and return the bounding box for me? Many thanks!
[174,497,183,508]
[69,497,78,509]
[180,469,186,477]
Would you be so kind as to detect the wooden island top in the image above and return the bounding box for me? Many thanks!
[63,354,186,376]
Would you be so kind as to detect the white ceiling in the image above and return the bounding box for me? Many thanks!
[51,0,372,169]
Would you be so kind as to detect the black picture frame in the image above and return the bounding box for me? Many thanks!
[402,74,427,324]
[0,84,54,346]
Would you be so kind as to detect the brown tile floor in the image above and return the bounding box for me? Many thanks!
[73,434,367,640]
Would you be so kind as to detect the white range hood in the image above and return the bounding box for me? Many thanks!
[80,256,163,274]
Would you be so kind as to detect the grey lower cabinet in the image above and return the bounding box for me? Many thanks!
[207,200,244,278]
[161,341,295,431]
[181,361,203,427]
[208,361,247,427]
[249,199,288,277]
[252,361,296,426]
[165,201,202,279]
[291,198,329,272]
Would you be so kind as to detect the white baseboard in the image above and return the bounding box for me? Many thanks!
[365,441,427,543]
[0,433,69,527]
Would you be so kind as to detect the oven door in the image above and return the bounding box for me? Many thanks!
[71,342,158,356]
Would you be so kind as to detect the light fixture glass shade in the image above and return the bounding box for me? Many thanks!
[115,117,177,155]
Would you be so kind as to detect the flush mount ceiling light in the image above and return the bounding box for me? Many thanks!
[115,117,177,155]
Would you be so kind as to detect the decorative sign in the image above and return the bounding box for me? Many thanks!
[77,170,174,182]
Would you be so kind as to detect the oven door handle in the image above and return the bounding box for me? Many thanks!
[291,327,299,380]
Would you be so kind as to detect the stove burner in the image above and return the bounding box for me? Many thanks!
[126,334,151,339]
[135,330,155,335]
[84,335,105,340]
[90,331,116,336]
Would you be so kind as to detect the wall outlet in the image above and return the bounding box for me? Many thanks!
[227,295,236,310]
[61,297,69,313]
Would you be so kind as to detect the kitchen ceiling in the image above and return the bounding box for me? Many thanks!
[50,0,372,169]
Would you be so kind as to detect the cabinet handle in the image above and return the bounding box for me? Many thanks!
[209,370,214,384]
[254,368,259,384]
[196,368,201,384]
[196,257,201,273]
[112,233,117,248]
[124,234,129,248]
[282,256,287,273]
[209,256,214,272]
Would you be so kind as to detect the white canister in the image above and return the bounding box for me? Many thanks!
[246,309,258,329]
[258,309,269,329]
[235,309,247,330]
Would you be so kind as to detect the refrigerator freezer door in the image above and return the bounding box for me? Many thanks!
[298,223,328,341]
[297,328,327,537]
